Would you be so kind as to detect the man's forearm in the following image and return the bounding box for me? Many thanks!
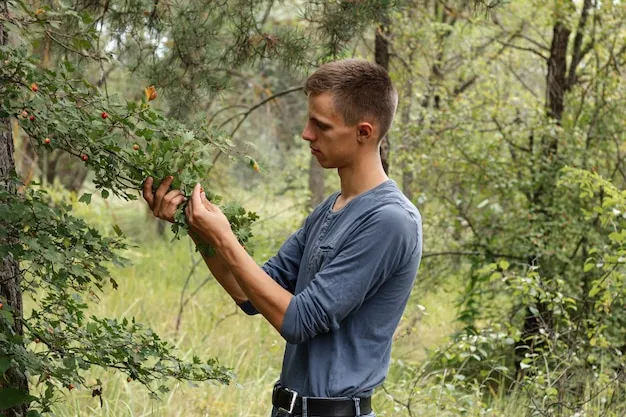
[191,235,248,304]
[216,232,293,333]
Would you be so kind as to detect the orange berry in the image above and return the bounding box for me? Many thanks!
[144,85,157,101]
[21,110,28,118]
[0,302,3,309]
[127,377,132,382]
[68,384,75,390]
[44,138,51,144]
[31,83,39,92]
[133,144,140,151]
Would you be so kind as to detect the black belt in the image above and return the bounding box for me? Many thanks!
[272,385,372,416]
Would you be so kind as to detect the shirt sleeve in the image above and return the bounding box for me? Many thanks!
[280,205,419,344]
[236,224,308,316]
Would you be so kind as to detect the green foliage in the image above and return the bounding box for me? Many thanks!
[0,184,232,413]
[387,0,626,415]
[1,43,258,249]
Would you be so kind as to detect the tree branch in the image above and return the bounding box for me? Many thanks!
[210,85,304,167]
[494,39,548,60]
[567,0,593,89]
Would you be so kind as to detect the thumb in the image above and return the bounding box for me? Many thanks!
[201,192,212,209]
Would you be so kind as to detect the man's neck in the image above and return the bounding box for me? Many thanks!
[335,152,389,209]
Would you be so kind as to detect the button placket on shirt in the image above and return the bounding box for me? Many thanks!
[307,216,332,274]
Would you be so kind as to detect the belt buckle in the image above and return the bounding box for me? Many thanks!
[278,388,298,415]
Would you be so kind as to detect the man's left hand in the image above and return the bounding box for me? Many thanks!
[185,183,233,248]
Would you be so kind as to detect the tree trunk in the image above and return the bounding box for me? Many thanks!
[308,154,325,210]
[517,10,574,378]
[375,14,391,175]
[1,3,29,414]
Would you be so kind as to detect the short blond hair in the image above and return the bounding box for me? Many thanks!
[304,59,398,141]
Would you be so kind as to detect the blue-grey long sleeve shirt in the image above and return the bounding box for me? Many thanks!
[240,180,422,398]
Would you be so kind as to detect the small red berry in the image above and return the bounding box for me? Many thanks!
[81,154,89,161]
[133,144,140,151]
[0,302,3,310]
[29,115,35,121]
[44,137,51,144]
[68,384,75,390]
[31,83,39,92]
[101,111,108,119]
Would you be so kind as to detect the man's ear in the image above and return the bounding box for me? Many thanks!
[356,122,374,143]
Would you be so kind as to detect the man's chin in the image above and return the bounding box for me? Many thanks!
[317,159,336,169]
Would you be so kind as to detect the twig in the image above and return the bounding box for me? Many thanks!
[174,241,203,334]
[210,86,304,168]
[45,31,105,61]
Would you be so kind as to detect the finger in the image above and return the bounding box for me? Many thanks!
[185,199,193,223]
[191,183,202,213]
[155,176,174,200]
[200,192,212,209]
[153,176,174,216]
[170,195,186,207]
[163,190,184,205]
[158,193,186,220]
[142,177,154,208]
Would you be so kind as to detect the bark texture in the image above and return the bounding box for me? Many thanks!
[0,1,29,414]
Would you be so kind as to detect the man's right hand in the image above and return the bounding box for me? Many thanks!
[142,176,186,223]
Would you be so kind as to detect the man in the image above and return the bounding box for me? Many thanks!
[143,59,422,417]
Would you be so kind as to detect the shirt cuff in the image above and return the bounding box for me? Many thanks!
[237,300,259,316]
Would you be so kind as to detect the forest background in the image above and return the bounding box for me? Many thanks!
[1,0,625,416]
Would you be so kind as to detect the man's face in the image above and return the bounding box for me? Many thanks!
[301,92,359,169]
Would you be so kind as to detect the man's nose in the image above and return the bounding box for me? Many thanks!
[302,123,315,142]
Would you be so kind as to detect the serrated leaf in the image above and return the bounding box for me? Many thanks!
[79,193,92,204]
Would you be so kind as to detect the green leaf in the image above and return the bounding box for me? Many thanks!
[27,411,42,417]
[79,193,92,204]
[0,388,37,409]
[0,357,11,375]
[589,286,601,297]
[101,190,109,199]
[112,224,123,237]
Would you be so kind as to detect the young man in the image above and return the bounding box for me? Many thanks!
[143,59,422,417]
